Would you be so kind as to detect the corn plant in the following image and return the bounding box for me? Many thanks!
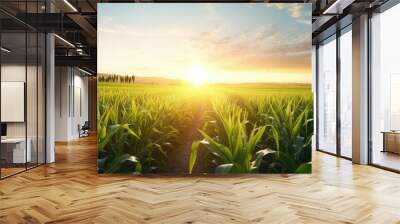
[97,91,193,174]
[97,106,142,173]
[189,99,273,174]
[251,96,313,173]
[98,82,313,174]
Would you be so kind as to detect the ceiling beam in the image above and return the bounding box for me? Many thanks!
[55,55,96,72]
[323,0,356,14]
[312,15,335,33]
[67,13,97,46]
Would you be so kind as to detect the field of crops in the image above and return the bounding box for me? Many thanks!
[97,82,313,174]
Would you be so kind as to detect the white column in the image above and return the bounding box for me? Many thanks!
[46,33,55,163]
[45,0,56,163]
[352,14,369,164]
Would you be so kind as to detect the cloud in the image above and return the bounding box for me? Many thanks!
[297,19,311,26]
[188,24,311,74]
[266,3,309,24]
[266,3,287,10]
[99,24,192,39]
[104,16,113,22]
[288,4,303,18]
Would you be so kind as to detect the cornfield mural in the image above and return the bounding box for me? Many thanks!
[97,3,312,174]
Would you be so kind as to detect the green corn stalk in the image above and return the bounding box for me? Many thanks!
[189,99,274,174]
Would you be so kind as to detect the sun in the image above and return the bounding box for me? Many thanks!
[185,66,208,87]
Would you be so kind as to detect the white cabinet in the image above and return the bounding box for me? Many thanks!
[1,138,32,163]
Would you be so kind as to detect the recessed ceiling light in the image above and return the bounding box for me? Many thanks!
[63,0,78,12]
[1,47,11,53]
[54,34,75,48]
[78,67,92,76]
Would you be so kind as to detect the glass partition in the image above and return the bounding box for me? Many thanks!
[339,27,352,158]
[38,32,45,165]
[0,1,46,179]
[1,31,28,177]
[27,30,38,169]
[317,35,337,154]
[28,0,38,170]
[371,3,400,171]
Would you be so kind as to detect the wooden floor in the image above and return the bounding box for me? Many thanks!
[1,167,26,178]
[1,136,400,223]
[372,150,400,171]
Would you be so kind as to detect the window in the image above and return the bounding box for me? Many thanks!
[370,3,400,171]
[339,27,352,158]
[317,35,337,154]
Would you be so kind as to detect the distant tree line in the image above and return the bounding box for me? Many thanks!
[98,74,135,84]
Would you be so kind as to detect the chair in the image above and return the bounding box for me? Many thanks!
[79,121,90,138]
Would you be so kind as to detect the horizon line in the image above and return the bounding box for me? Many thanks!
[98,74,312,84]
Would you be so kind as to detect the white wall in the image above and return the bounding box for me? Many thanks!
[1,64,26,81]
[1,65,26,140]
[72,73,89,138]
[55,67,89,141]
[55,67,70,141]
[1,65,37,138]
[1,63,46,164]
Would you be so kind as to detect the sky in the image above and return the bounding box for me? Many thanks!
[98,3,311,84]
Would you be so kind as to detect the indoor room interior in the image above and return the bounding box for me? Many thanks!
[370,6,400,171]
[0,0,400,223]
[0,22,46,178]
[0,0,97,178]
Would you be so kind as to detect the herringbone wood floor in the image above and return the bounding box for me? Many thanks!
[1,136,400,224]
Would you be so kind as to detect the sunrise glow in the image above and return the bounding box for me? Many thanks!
[185,65,209,86]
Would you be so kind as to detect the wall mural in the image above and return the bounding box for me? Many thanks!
[97,3,313,175]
